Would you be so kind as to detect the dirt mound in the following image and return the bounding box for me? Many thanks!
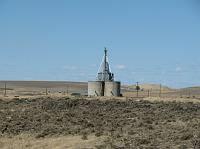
[0,97,200,148]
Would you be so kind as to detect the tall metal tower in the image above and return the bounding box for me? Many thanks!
[97,48,114,81]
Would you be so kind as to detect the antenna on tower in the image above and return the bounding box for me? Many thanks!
[104,47,107,56]
[97,48,114,81]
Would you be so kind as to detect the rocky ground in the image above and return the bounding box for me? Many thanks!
[0,97,200,148]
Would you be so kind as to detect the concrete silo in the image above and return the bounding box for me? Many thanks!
[104,81,121,97]
[88,81,104,96]
[88,48,121,97]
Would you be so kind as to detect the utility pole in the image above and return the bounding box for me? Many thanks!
[4,82,7,97]
[159,84,162,97]
[136,82,140,98]
[148,90,150,97]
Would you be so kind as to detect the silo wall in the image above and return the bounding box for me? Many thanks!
[88,81,103,96]
[104,81,121,97]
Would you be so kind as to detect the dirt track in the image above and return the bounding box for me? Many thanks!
[0,97,200,148]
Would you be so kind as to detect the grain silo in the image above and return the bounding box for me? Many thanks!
[104,81,121,96]
[88,81,104,96]
[88,48,121,97]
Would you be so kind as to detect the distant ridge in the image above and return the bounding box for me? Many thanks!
[0,80,87,88]
[127,84,174,91]
[181,86,200,90]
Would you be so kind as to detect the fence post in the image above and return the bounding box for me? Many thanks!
[148,90,150,97]
[67,85,69,95]
[159,84,162,97]
[4,82,7,97]
[46,88,48,95]
[189,90,191,98]
[180,90,182,98]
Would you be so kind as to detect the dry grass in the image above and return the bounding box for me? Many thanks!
[0,97,200,148]
[0,81,87,98]
[0,134,106,149]
[143,96,200,103]
[0,81,200,148]
[1,81,200,99]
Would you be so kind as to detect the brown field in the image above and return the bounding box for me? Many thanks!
[0,81,87,98]
[0,81,200,148]
[1,81,200,99]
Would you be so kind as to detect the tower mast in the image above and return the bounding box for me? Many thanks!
[103,48,107,81]
[97,48,114,81]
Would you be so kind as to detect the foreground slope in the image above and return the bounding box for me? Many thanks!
[0,97,200,148]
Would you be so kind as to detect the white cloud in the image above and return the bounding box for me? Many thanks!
[79,72,86,76]
[63,65,77,70]
[90,64,97,67]
[175,67,182,72]
[115,64,126,70]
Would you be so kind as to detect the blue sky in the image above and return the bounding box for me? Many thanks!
[0,0,200,88]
